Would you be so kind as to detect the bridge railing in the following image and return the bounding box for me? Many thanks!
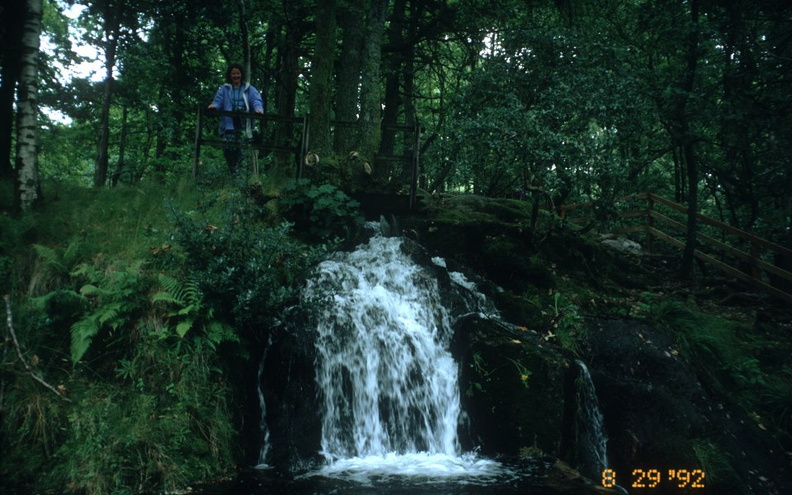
[555,192,792,304]
[193,108,421,211]
[192,108,308,177]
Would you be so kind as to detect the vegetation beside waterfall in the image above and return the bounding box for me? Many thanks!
[1,176,790,494]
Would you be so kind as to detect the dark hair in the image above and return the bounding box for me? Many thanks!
[225,63,246,84]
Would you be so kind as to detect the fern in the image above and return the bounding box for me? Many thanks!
[70,317,100,363]
[33,244,66,273]
[68,261,151,364]
[152,274,238,346]
[155,274,200,306]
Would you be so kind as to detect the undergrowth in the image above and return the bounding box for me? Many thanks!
[1,173,359,494]
[640,294,792,437]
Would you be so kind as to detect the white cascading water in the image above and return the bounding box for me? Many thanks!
[302,233,503,480]
[574,360,608,478]
[255,337,272,469]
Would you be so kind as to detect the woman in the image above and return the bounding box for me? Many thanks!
[208,63,265,174]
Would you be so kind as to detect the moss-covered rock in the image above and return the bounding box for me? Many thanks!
[452,314,568,458]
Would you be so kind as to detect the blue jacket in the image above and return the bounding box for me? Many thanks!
[210,83,265,137]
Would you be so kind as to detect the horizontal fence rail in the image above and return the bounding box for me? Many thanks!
[193,108,308,177]
[554,193,792,305]
[193,107,422,211]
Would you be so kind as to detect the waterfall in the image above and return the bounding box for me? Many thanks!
[300,233,504,479]
[573,360,608,479]
[255,337,272,469]
[307,235,459,458]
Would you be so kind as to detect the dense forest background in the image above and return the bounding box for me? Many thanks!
[2,0,790,246]
[1,0,791,493]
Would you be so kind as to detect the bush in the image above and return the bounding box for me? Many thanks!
[277,179,364,242]
[167,188,329,333]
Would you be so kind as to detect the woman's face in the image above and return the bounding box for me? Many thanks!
[230,68,242,86]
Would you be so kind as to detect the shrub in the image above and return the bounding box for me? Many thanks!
[277,179,364,242]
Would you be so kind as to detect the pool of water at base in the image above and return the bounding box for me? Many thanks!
[193,458,573,495]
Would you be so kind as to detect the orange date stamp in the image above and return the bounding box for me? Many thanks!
[602,468,706,489]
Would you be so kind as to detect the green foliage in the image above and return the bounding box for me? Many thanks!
[760,367,792,433]
[152,274,238,346]
[544,292,586,355]
[277,179,364,242]
[466,351,492,397]
[0,382,68,492]
[167,186,328,332]
[33,180,196,260]
[507,357,532,388]
[0,213,34,290]
[52,350,235,495]
[69,260,151,364]
[642,297,753,392]
[691,439,740,487]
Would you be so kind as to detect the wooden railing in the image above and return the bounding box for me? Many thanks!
[556,192,792,304]
[193,108,309,177]
[193,108,421,211]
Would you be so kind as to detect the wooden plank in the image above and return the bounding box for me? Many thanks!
[647,226,685,249]
[693,249,792,305]
[650,210,686,233]
[698,232,792,283]
[199,138,300,154]
[648,193,792,257]
[647,227,792,304]
[620,210,647,219]
[650,211,792,284]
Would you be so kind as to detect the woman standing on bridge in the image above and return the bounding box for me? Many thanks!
[208,63,265,174]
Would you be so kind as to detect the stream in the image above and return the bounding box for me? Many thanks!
[196,231,609,494]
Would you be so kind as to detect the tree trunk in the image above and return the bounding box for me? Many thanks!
[14,0,43,212]
[272,16,303,176]
[236,0,251,81]
[94,1,122,188]
[0,2,26,180]
[111,105,129,186]
[308,0,337,156]
[358,0,389,165]
[380,0,407,165]
[679,0,700,280]
[333,0,365,153]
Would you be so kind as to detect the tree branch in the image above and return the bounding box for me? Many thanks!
[3,294,71,401]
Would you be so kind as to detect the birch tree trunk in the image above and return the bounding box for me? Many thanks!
[15,0,43,212]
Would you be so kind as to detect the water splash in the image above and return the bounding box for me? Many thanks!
[300,234,505,480]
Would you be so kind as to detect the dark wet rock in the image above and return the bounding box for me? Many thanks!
[451,314,569,458]
[259,322,323,471]
[586,319,792,495]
